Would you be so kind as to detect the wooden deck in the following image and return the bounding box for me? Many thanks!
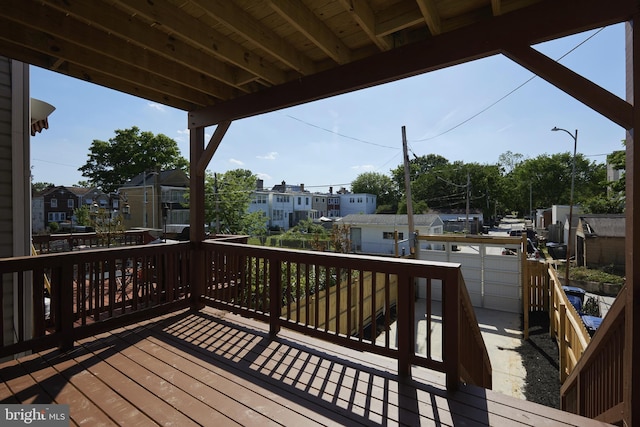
[0,307,610,426]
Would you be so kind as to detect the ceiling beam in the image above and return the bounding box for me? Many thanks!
[41,0,246,92]
[338,0,391,51]
[415,0,442,35]
[111,0,287,86]
[190,0,638,128]
[268,0,352,65]
[189,0,316,75]
[503,45,633,129]
[0,38,201,111]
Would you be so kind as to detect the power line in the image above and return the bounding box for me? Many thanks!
[282,113,398,149]
[409,27,606,143]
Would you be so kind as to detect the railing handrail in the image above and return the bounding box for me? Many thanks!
[560,284,626,424]
[202,240,492,391]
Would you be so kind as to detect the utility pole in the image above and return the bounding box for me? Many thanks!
[214,172,220,235]
[401,126,415,252]
[465,172,470,233]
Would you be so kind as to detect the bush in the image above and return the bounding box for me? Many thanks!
[569,266,625,285]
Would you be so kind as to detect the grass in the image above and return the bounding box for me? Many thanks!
[568,266,625,285]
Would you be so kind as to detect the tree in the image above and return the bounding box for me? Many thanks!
[351,172,399,213]
[501,152,605,216]
[206,169,266,234]
[79,126,188,192]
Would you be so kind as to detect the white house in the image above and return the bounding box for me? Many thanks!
[339,193,377,216]
[338,214,444,255]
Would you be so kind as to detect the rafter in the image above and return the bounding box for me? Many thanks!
[338,0,391,51]
[268,0,352,65]
[190,0,637,127]
[111,0,287,87]
[41,0,247,92]
[415,0,442,36]
[189,0,316,75]
[0,1,234,102]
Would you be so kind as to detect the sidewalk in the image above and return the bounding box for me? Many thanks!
[378,300,526,399]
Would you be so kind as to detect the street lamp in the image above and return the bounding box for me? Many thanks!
[551,126,578,286]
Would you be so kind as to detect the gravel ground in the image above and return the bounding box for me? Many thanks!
[517,311,560,408]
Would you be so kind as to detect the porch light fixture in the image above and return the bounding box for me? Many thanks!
[551,126,578,286]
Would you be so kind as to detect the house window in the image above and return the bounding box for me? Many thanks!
[305,197,309,205]
[48,212,66,222]
[50,198,57,208]
[67,199,74,208]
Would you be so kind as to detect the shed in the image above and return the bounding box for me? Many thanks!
[576,214,625,272]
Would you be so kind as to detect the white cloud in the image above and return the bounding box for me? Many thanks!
[177,128,189,135]
[147,103,166,112]
[257,151,278,160]
[229,158,244,165]
[256,172,272,181]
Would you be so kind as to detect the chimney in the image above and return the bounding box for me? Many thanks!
[256,179,263,190]
[329,186,333,194]
[300,183,304,192]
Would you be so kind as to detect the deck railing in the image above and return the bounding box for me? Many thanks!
[548,266,591,382]
[560,285,626,425]
[0,238,491,391]
[0,242,191,359]
[201,240,491,390]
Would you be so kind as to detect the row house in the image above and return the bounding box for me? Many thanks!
[250,180,376,231]
[32,185,113,233]
[118,169,190,230]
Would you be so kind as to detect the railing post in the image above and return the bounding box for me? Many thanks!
[559,303,567,382]
[444,269,460,391]
[269,258,281,336]
[397,272,413,376]
[58,263,75,351]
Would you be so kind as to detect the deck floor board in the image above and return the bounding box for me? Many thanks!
[0,307,612,426]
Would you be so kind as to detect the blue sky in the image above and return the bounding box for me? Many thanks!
[30,23,626,193]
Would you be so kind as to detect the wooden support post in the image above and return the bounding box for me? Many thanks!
[189,126,206,310]
[624,17,640,427]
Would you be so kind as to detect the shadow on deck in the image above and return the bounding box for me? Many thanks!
[0,307,608,426]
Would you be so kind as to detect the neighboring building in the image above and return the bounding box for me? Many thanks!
[576,214,625,271]
[338,214,444,255]
[118,169,190,230]
[32,193,45,233]
[434,210,484,234]
[339,193,377,216]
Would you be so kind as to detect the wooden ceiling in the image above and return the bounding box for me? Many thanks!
[0,0,637,128]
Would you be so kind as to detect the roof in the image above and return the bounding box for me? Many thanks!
[579,214,626,238]
[122,169,189,187]
[1,0,636,129]
[339,214,442,227]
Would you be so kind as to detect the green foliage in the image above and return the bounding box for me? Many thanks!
[569,266,625,285]
[32,182,55,193]
[48,221,59,233]
[206,169,262,234]
[73,205,91,226]
[351,172,399,210]
[79,126,188,192]
[499,152,606,216]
